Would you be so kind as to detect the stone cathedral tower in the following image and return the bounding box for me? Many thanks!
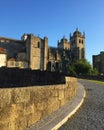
[70,28,85,62]
[22,34,48,70]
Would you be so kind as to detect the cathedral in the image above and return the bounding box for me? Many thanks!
[0,28,85,73]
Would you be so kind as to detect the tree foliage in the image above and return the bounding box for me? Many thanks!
[68,65,76,76]
[68,59,98,76]
[74,59,92,75]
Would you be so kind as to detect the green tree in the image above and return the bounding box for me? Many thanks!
[74,59,92,75]
[68,65,76,76]
[68,59,99,76]
[89,68,99,76]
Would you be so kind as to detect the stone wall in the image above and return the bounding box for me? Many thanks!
[0,77,77,130]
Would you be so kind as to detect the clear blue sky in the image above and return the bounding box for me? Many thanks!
[0,0,104,64]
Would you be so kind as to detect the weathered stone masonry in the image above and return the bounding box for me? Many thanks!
[0,28,85,73]
[0,77,77,130]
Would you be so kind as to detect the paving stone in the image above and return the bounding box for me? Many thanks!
[59,79,104,130]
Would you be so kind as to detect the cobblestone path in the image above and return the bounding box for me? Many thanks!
[59,79,104,130]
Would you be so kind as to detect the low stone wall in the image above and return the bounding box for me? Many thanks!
[0,77,77,130]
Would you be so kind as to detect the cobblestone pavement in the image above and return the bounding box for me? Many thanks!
[59,79,104,130]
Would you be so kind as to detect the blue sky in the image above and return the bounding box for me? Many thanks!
[0,0,104,64]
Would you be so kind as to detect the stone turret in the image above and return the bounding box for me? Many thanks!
[43,37,48,70]
[70,28,85,61]
[40,37,48,70]
[57,36,70,50]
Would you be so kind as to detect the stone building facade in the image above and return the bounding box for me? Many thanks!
[0,28,85,73]
[93,51,104,74]
[0,48,7,67]
[70,28,85,61]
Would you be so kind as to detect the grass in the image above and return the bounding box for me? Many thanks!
[88,80,104,85]
[82,79,104,85]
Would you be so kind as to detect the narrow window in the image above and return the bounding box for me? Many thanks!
[37,42,40,48]
[79,39,81,43]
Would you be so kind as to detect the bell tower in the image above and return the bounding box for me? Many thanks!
[70,28,85,62]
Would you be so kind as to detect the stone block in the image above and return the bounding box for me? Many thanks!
[58,89,65,100]
[12,88,30,103]
[47,97,60,114]
[23,103,36,115]
[0,89,12,108]
[36,102,47,111]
